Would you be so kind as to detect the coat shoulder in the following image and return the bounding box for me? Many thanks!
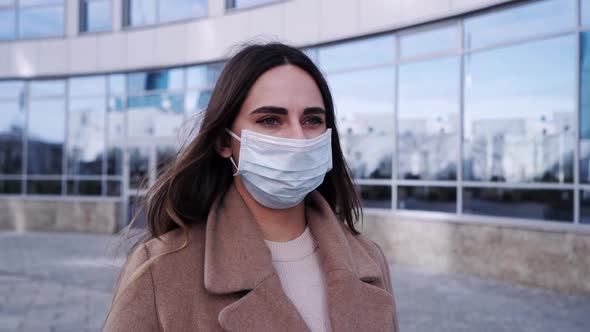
[143,223,207,259]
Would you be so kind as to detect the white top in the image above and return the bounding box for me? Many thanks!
[264,226,332,332]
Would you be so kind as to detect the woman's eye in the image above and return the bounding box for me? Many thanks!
[305,117,324,125]
[258,117,280,126]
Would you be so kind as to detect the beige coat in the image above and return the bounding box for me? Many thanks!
[103,183,399,331]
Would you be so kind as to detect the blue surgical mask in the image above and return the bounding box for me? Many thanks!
[225,128,333,209]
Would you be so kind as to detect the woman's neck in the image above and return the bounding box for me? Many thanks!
[233,178,307,242]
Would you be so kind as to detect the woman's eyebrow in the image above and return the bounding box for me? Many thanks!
[250,106,326,115]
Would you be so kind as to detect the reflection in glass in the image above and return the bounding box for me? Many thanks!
[463,36,576,183]
[463,188,573,222]
[27,180,61,195]
[69,76,106,97]
[127,69,183,93]
[186,63,224,89]
[159,0,206,22]
[157,146,177,177]
[400,24,456,58]
[67,98,106,175]
[583,0,590,26]
[30,80,65,97]
[81,0,111,32]
[0,180,21,194]
[581,190,590,224]
[128,147,149,190]
[0,10,15,40]
[0,81,25,99]
[19,6,64,38]
[581,33,590,183]
[398,186,456,213]
[27,99,65,175]
[398,57,459,180]
[126,0,156,26]
[107,180,121,196]
[463,0,575,49]
[327,67,395,179]
[359,185,391,209]
[318,35,395,72]
[127,94,184,137]
[107,107,125,175]
[67,180,101,196]
[227,0,279,9]
[0,101,24,174]
[108,74,125,95]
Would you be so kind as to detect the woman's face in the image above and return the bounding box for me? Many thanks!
[219,64,327,161]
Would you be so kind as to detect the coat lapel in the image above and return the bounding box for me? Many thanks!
[204,183,395,331]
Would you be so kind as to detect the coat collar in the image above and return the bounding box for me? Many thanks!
[203,183,395,331]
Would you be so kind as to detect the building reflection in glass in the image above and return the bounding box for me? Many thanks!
[463,35,576,183]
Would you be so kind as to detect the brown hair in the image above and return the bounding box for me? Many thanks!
[106,41,363,317]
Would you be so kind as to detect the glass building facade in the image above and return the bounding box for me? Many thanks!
[1,0,589,226]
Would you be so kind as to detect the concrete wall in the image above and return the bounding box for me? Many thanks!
[0,0,515,78]
[362,212,590,294]
[0,199,120,234]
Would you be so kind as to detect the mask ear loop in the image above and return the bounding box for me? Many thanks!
[225,128,241,176]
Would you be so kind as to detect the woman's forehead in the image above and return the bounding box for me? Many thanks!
[242,65,325,113]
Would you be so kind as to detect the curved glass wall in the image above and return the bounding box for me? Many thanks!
[0,0,589,226]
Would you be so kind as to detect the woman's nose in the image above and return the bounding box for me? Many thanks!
[286,123,306,139]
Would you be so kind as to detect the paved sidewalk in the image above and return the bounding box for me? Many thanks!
[1,231,589,332]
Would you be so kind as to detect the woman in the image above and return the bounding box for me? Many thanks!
[103,42,399,331]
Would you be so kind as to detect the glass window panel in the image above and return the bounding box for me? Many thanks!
[26,180,61,195]
[20,0,63,5]
[302,48,319,64]
[583,0,590,25]
[107,147,123,175]
[156,146,177,177]
[400,24,457,58]
[227,0,279,9]
[464,0,576,49]
[82,0,111,32]
[581,190,590,224]
[0,10,15,41]
[27,99,65,175]
[463,188,573,222]
[398,186,456,213]
[0,0,15,5]
[398,57,459,180]
[0,81,25,99]
[359,185,391,209]
[19,6,64,38]
[318,35,395,72]
[107,180,121,196]
[69,76,106,97]
[67,98,106,175]
[186,63,223,89]
[581,32,590,183]
[327,67,395,179]
[127,70,180,93]
[185,89,212,112]
[128,147,149,190]
[127,0,156,26]
[108,74,125,95]
[159,0,206,22]
[107,104,125,176]
[67,180,101,196]
[0,100,24,174]
[0,180,21,194]
[127,94,184,137]
[30,80,65,97]
[463,36,576,183]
